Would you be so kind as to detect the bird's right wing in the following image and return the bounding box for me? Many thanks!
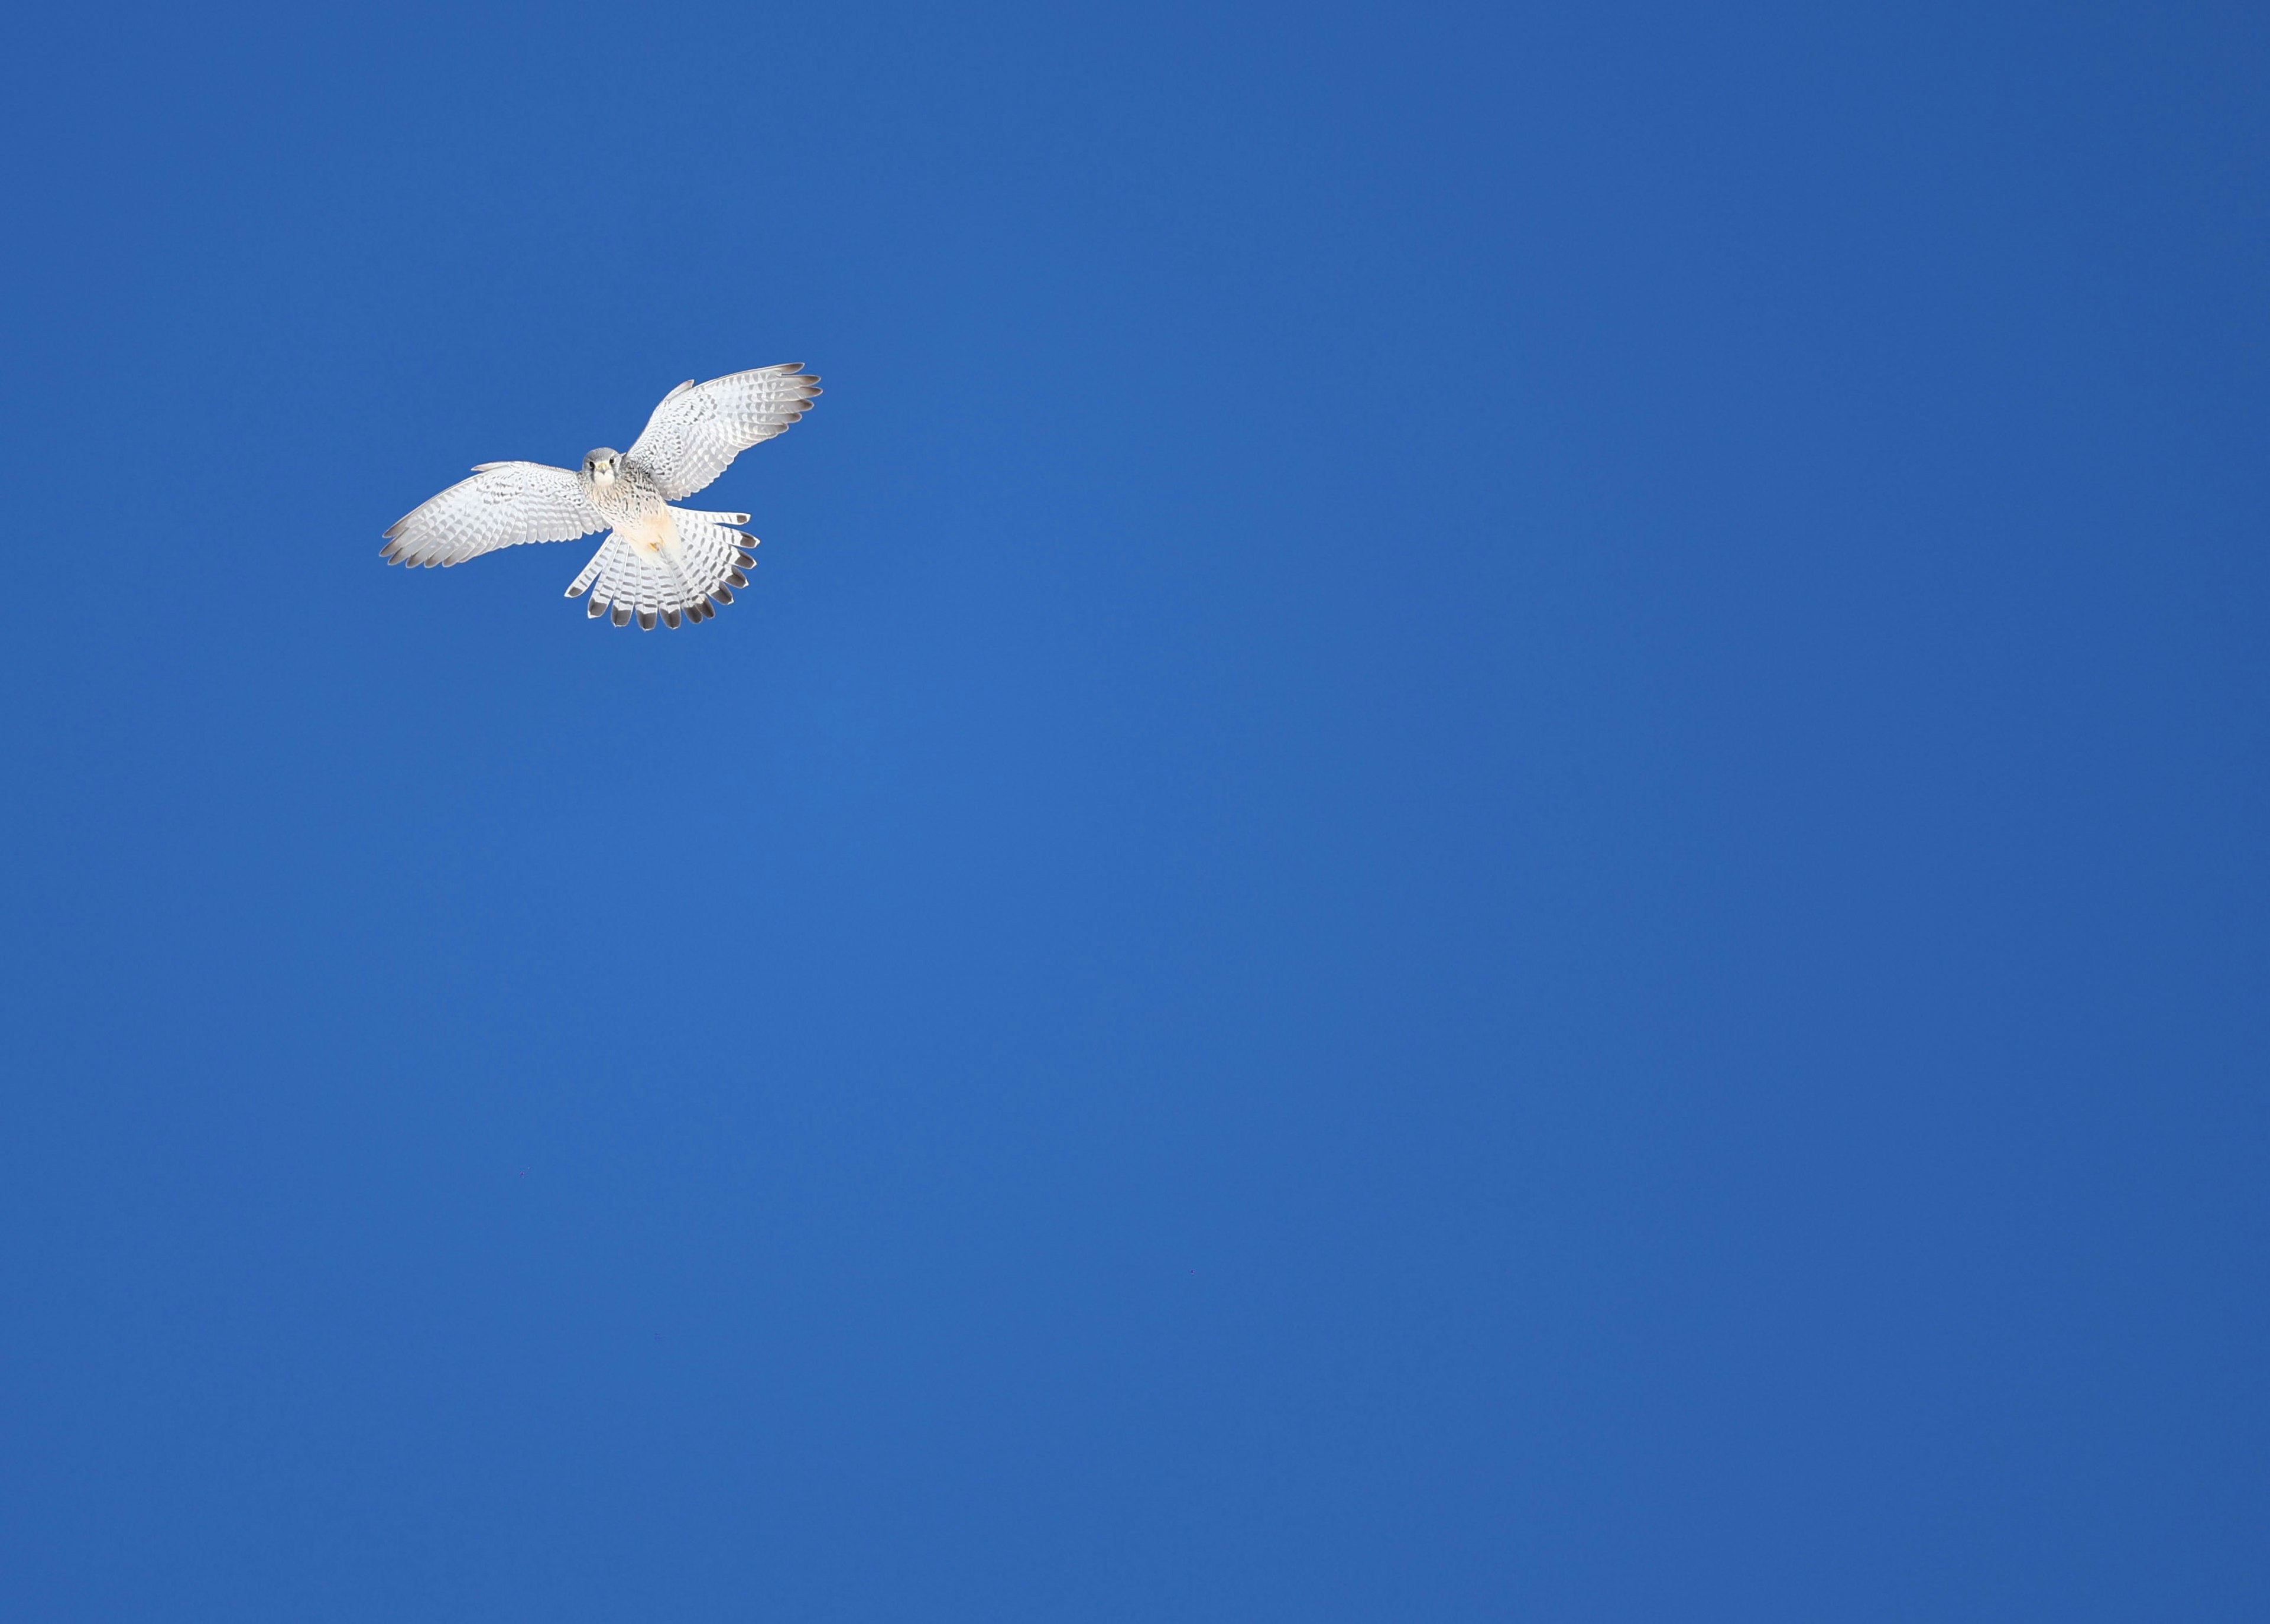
[381,461,606,568]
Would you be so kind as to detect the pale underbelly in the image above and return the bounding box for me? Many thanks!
[617,507,678,557]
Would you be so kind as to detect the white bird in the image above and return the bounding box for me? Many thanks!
[381,364,822,630]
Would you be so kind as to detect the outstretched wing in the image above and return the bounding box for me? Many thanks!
[381,461,605,568]
[625,364,821,501]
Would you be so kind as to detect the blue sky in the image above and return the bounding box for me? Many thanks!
[2,2,2265,1619]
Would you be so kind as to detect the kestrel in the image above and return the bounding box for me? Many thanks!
[381,364,821,630]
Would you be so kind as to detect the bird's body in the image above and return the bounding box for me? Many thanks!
[582,448,681,567]
[381,365,821,630]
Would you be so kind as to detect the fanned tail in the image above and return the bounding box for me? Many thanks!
[565,509,757,630]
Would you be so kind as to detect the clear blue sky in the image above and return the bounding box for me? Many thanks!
[2,3,2265,1619]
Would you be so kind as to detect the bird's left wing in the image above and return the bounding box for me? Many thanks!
[381,461,605,568]
[625,364,821,501]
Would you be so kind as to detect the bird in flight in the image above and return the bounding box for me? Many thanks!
[381,364,821,630]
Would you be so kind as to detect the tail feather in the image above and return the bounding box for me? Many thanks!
[566,508,758,630]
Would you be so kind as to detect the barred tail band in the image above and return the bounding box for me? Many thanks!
[565,510,757,631]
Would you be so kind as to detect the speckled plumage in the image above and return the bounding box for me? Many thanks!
[380,364,819,630]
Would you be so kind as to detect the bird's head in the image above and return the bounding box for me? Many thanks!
[583,448,623,487]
